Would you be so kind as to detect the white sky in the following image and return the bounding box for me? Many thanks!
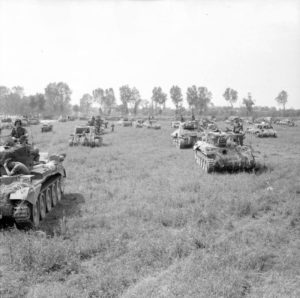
[0,0,299,108]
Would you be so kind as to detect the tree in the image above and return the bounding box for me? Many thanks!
[119,85,131,115]
[12,86,24,98]
[27,93,45,114]
[72,104,80,113]
[44,82,72,116]
[186,85,212,115]
[186,85,198,113]
[103,88,116,115]
[131,87,141,115]
[275,90,288,111]
[223,88,238,107]
[243,93,255,116]
[92,88,104,109]
[80,93,93,115]
[152,87,167,113]
[198,87,212,114]
[170,85,183,114]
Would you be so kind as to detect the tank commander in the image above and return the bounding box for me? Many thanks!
[11,119,28,141]
[233,119,243,133]
[3,158,30,176]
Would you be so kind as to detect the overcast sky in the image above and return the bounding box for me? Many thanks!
[0,0,299,108]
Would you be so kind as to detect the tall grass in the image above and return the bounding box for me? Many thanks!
[0,120,299,297]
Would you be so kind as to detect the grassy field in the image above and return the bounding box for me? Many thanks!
[0,120,300,298]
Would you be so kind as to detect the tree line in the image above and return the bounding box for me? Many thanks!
[0,82,290,117]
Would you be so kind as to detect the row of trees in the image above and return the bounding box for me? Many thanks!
[0,82,72,116]
[222,88,288,114]
[0,82,290,117]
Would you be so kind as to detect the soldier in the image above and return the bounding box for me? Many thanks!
[90,116,95,126]
[11,119,28,142]
[94,116,102,134]
[111,123,115,132]
[191,114,195,121]
[180,115,185,122]
[3,158,30,176]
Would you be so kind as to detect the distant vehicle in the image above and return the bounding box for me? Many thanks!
[143,120,161,130]
[69,126,102,147]
[58,116,67,122]
[117,118,133,127]
[1,118,12,123]
[171,121,181,128]
[67,116,76,121]
[133,119,144,128]
[171,122,202,149]
[275,119,296,127]
[246,123,277,137]
[41,124,53,133]
[225,116,241,125]
[28,118,40,125]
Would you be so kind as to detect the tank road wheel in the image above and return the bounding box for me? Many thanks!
[56,179,62,202]
[39,192,46,219]
[45,187,52,212]
[52,184,58,206]
[31,202,40,227]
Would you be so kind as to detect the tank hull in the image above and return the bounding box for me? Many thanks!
[0,155,66,228]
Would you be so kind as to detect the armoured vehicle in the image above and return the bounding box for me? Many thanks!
[275,119,296,127]
[133,119,144,128]
[171,121,181,128]
[58,116,67,122]
[246,123,277,137]
[28,118,40,125]
[69,126,102,147]
[193,131,256,173]
[0,143,66,228]
[171,121,202,149]
[41,124,53,133]
[117,118,133,127]
[143,120,161,130]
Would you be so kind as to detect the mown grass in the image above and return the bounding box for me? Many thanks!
[0,120,299,297]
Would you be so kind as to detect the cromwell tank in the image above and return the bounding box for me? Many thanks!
[0,143,66,228]
[171,121,202,149]
[193,131,256,173]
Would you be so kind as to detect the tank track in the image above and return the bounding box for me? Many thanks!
[13,175,63,228]
[194,151,214,173]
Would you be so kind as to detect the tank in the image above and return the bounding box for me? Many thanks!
[69,126,102,147]
[193,131,256,173]
[0,144,66,228]
[41,124,53,133]
[246,123,277,137]
[143,120,161,130]
[171,121,202,149]
[275,119,296,127]
[133,119,144,128]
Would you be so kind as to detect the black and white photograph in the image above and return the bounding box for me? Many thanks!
[0,0,299,297]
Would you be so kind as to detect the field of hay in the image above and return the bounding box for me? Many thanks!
[0,120,300,298]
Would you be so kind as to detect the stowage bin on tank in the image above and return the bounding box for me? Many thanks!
[0,144,66,228]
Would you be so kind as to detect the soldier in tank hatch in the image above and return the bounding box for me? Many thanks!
[11,119,28,141]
